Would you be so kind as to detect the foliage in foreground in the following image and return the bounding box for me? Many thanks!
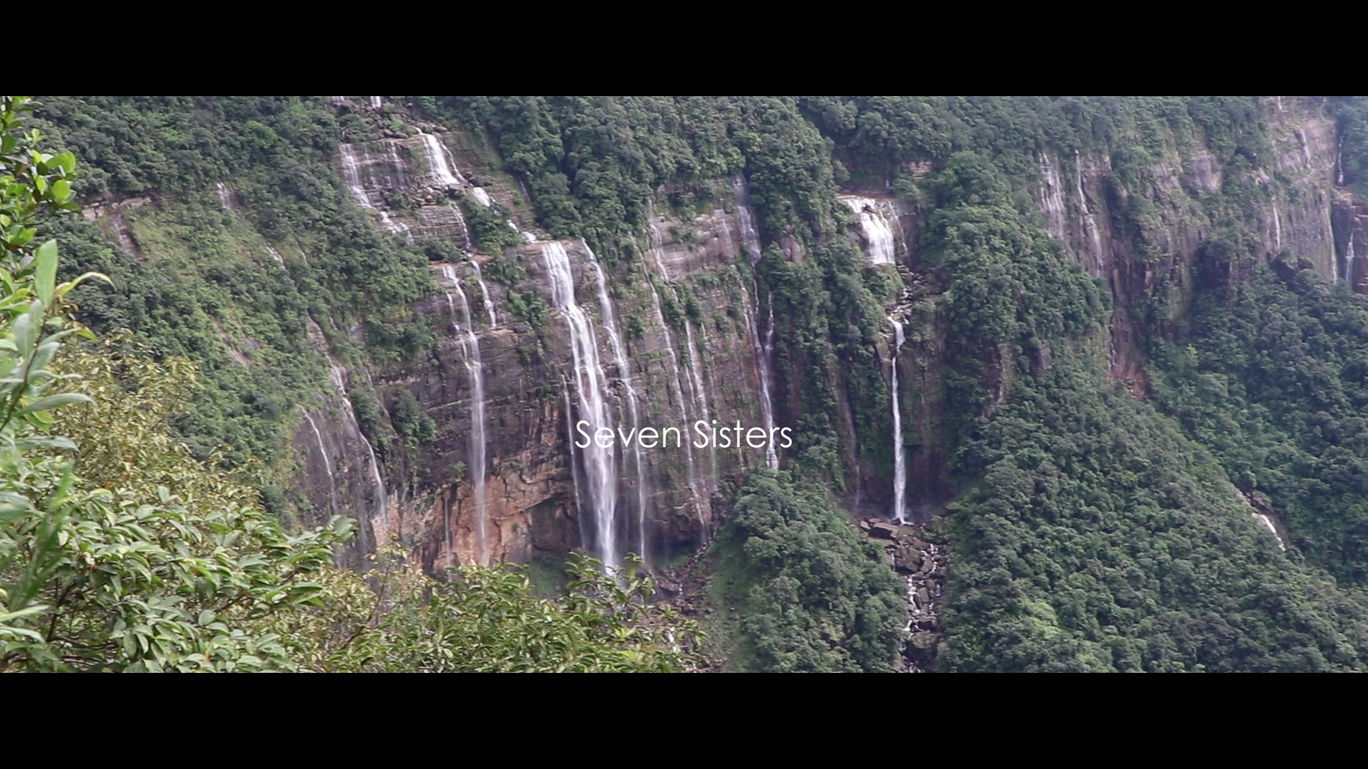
[273,552,703,673]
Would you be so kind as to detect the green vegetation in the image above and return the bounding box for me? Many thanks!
[942,357,1368,671]
[707,469,904,672]
[1154,265,1368,586]
[0,96,700,673]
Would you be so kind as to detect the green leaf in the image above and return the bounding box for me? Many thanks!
[52,179,70,203]
[34,239,57,305]
[17,392,91,415]
[13,312,34,357]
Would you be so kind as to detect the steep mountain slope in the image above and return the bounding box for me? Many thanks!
[33,95,1368,671]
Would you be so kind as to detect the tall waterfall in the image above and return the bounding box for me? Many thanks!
[645,212,704,517]
[840,197,897,265]
[1273,201,1283,251]
[416,130,464,188]
[581,240,650,559]
[1037,153,1068,243]
[302,412,340,519]
[1073,150,1105,275]
[684,320,717,487]
[542,242,620,570]
[731,179,779,470]
[339,144,375,209]
[326,361,387,546]
[1338,134,1346,186]
[889,318,908,524]
[438,264,489,564]
[470,261,498,328]
[761,295,779,470]
[370,96,382,109]
[1347,231,1356,287]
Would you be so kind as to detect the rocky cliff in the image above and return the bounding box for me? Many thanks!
[69,96,1368,581]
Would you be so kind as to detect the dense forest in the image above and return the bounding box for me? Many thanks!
[5,95,1368,671]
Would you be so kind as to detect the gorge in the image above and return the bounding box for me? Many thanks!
[23,95,1368,672]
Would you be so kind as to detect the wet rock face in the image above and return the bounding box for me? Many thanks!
[861,518,947,672]
[1031,97,1342,390]
[292,176,785,570]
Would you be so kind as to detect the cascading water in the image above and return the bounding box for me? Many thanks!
[1073,150,1105,275]
[215,182,231,211]
[471,261,498,327]
[384,142,408,188]
[543,241,620,571]
[761,295,779,470]
[303,412,341,519]
[370,96,382,109]
[339,143,409,237]
[470,187,494,207]
[1037,153,1068,242]
[840,197,897,265]
[1254,512,1287,552]
[1273,202,1283,251]
[684,320,717,488]
[1347,231,1356,288]
[326,362,387,547]
[644,211,704,516]
[1339,134,1346,186]
[339,144,374,209]
[581,240,651,557]
[438,264,489,565]
[889,317,908,524]
[448,203,474,253]
[416,130,465,188]
[730,178,779,470]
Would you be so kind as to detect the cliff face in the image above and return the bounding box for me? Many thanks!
[72,96,1366,575]
[260,96,1368,572]
[305,125,787,569]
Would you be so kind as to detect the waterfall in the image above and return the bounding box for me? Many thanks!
[889,318,908,524]
[563,380,586,533]
[581,242,650,558]
[448,203,474,253]
[1253,512,1287,552]
[729,179,779,470]
[542,241,620,570]
[732,177,763,265]
[1338,134,1346,186]
[340,143,410,237]
[339,144,374,209]
[840,197,897,265]
[1037,153,1068,243]
[1347,231,1356,287]
[470,261,498,327]
[470,187,494,207]
[645,212,704,517]
[325,362,387,546]
[1273,202,1283,251]
[438,265,489,565]
[302,412,341,519]
[215,182,231,211]
[370,96,382,109]
[1073,150,1105,275]
[416,130,464,188]
[761,295,779,470]
[383,142,408,188]
[684,320,717,488]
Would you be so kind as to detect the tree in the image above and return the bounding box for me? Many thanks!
[0,96,352,671]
